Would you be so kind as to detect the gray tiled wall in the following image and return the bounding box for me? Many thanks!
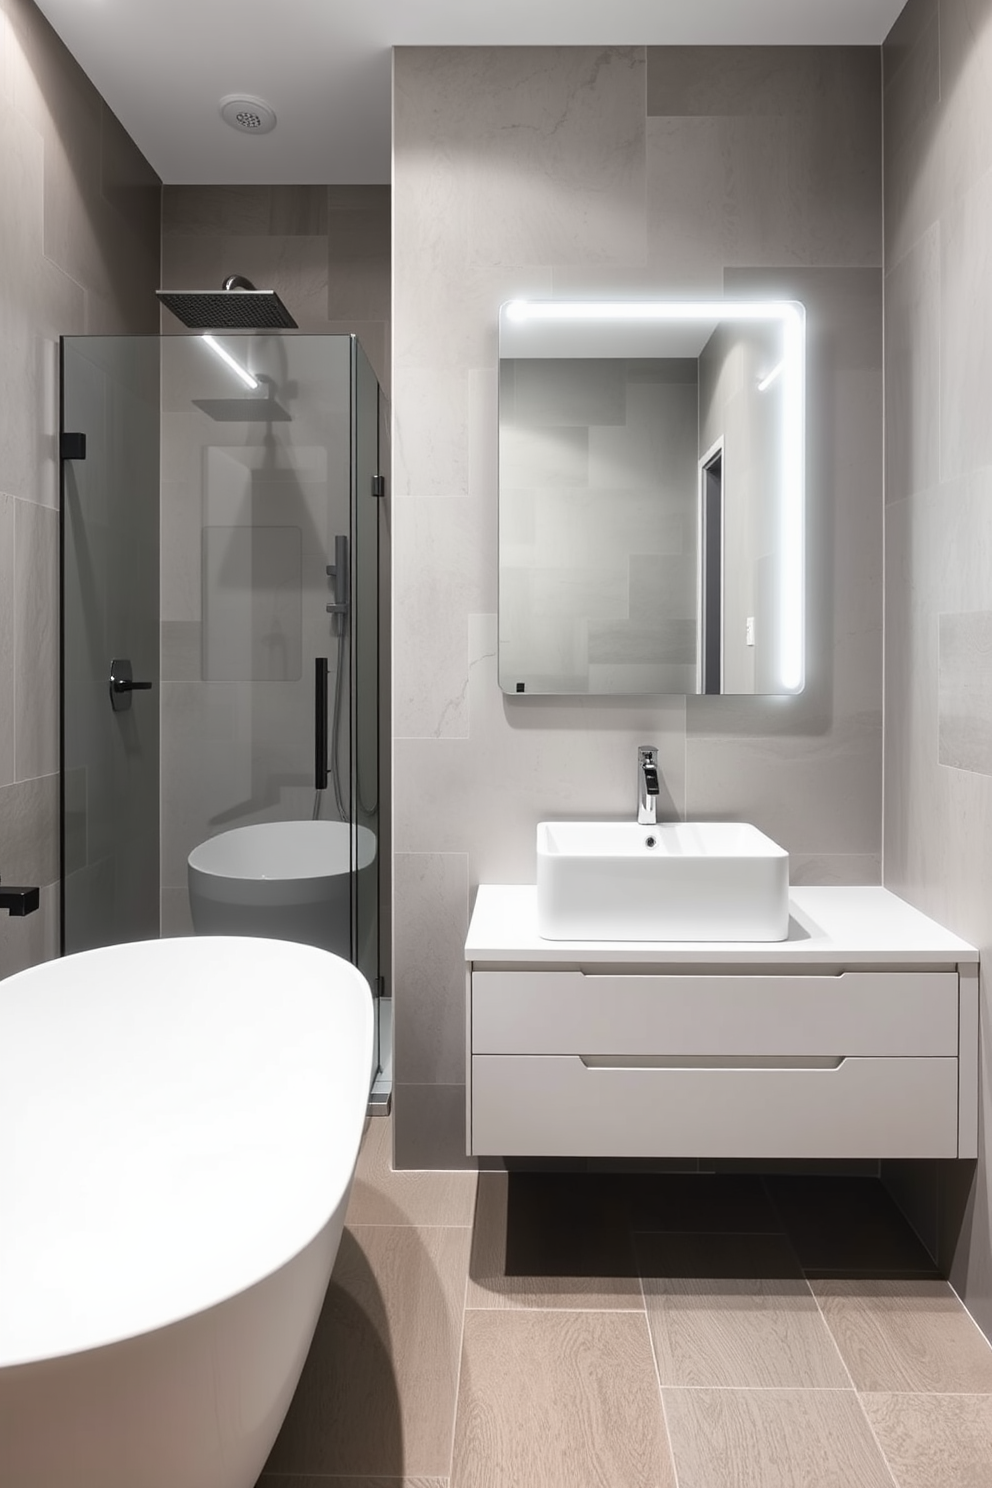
[882,0,992,1343]
[0,0,160,979]
[158,188,392,971]
[392,45,884,1167]
[161,185,390,393]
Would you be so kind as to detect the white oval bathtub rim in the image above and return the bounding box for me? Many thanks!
[0,936,372,1370]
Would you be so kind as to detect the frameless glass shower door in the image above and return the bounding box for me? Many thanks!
[60,338,161,951]
[61,332,384,1088]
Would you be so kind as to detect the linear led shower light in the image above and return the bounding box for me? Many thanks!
[201,334,258,390]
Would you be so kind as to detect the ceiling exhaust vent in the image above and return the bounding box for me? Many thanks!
[220,95,277,135]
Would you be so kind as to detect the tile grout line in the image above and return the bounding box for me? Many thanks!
[806,1283,902,1488]
[945,1275,992,1359]
[637,1252,683,1488]
[444,1181,478,1487]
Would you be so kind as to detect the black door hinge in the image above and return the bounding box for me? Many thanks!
[60,432,86,461]
[371,474,385,499]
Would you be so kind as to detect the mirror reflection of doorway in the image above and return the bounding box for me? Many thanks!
[700,443,723,696]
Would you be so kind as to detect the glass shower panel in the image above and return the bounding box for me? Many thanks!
[62,331,385,1101]
[61,337,161,952]
[158,334,353,935]
[352,341,381,1071]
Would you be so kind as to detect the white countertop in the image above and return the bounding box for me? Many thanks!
[466,885,978,966]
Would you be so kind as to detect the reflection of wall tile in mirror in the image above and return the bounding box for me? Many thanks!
[938,612,992,776]
[507,360,626,428]
[500,425,588,491]
[588,380,697,493]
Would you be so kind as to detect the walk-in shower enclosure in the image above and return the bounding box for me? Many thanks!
[59,333,384,1081]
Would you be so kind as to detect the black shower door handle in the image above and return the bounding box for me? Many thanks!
[315,657,329,790]
[109,658,153,712]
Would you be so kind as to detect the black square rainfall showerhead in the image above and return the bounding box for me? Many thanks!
[156,289,298,330]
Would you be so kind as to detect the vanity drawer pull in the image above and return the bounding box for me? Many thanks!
[580,1055,845,1071]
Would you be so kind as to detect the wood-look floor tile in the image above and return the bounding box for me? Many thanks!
[663,1388,893,1488]
[265,1224,472,1478]
[346,1114,478,1227]
[862,1393,992,1488]
[812,1279,992,1393]
[638,1233,850,1388]
[765,1176,940,1276]
[451,1310,676,1488]
[627,1173,783,1233]
[465,1172,644,1310]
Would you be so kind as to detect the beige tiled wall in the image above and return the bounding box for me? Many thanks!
[0,0,160,979]
[882,0,992,1343]
[392,45,884,1167]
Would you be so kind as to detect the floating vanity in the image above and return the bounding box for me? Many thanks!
[465,885,979,1161]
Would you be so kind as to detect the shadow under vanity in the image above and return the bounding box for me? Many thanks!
[465,885,978,1162]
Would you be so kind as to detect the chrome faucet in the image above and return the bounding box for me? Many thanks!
[637,745,661,825]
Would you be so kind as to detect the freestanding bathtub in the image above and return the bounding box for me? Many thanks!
[188,819,377,960]
[0,935,373,1488]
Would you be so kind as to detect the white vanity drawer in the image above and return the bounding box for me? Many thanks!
[470,1054,960,1159]
[471,969,959,1058]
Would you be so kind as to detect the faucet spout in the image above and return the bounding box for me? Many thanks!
[637,745,661,825]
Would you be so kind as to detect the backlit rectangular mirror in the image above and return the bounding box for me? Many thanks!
[498,299,805,696]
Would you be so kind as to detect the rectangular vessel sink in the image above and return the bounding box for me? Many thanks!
[536,821,789,942]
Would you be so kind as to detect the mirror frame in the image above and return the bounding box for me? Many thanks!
[498,298,806,696]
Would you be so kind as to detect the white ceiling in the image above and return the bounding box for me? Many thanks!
[34,0,906,184]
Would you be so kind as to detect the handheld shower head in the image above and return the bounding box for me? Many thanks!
[157,275,298,330]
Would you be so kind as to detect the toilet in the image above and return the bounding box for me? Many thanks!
[187,819,376,959]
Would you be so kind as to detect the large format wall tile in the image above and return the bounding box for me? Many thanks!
[394,45,882,1166]
[0,493,14,786]
[0,771,58,886]
[941,164,992,481]
[13,496,58,780]
[0,0,160,957]
[393,852,470,1087]
[395,48,647,273]
[393,1083,476,1172]
[885,224,939,503]
[938,611,992,774]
